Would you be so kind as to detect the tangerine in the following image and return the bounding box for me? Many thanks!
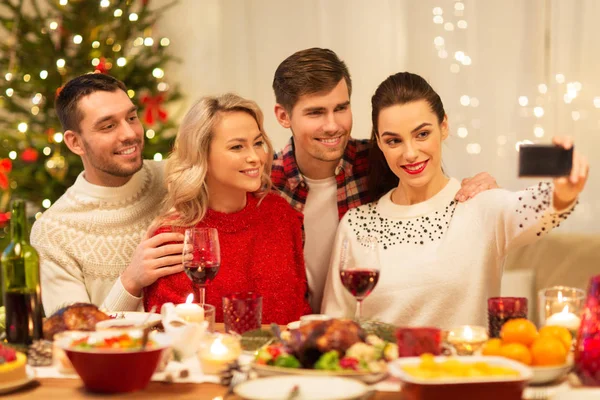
[500,342,532,365]
[531,336,568,366]
[481,338,503,356]
[539,325,572,352]
[500,318,538,346]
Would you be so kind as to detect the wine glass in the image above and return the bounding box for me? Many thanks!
[183,228,221,305]
[339,235,381,320]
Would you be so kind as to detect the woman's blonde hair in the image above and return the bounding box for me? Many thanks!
[158,93,274,228]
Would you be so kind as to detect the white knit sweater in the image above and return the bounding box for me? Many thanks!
[31,161,166,315]
[321,178,576,329]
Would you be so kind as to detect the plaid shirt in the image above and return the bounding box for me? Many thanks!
[271,137,372,220]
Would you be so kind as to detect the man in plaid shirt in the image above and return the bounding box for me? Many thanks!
[270,48,498,312]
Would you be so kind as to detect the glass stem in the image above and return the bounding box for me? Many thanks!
[356,299,363,320]
[198,286,206,305]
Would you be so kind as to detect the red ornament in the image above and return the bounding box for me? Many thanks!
[21,147,39,163]
[140,93,168,126]
[55,85,64,99]
[94,57,109,74]
[0,212,9,225]
[0,158,12,190]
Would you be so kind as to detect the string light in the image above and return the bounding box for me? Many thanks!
[91,58,100,66]
[153,153,163,161]
[5,73,12,81]
[470,97,480,107]
[112,44,121,52]
[457,20,467,29]
[116,57,127,67]
[444,22,454,31]
[434,36,444,47]
[594,97,600,108]
[160,38,170,46]
[129,13,139,22]
[56,59,66,68]
[49,21,58,30]
[100,0,110,8]
[5,88,14,97]
[127,89,135,98]
[59,0,68,5]
[460,95,470,106]
[23,74,31,82]
[8,151,17,160]
[43,147,51,156]
[152,68,164,78]
[114,9,123,17]
[31,106,40,115]
[42,199,52,209]
[18,122,28,133]
[534,126,545,137]
[555,74,565,84]
[438,50,449,59]
[572,111,581,121]
[466,143,481,154]
[32,93,43,105]
[433,15,443,24]
[533,106,544,118]
[40,70,48,79]
[455,2,465,11]
[518,96,529,106]
[73,35,83,44]
[157,82,169,91]
[433,7,443,15]
[53,132,64,143]
[133,37,144,46]
[144,37,154,46]
[462,56,472,66]
[538,84,548,94]
[454,51,465,62]
[35,212,42,220]
[92,41,100,48]
[146,129,155,139]
[457,126,468,138]
[515,140,534,151]
[106,37,114,45]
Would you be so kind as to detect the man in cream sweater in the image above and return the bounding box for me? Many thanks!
[31,74,185,315]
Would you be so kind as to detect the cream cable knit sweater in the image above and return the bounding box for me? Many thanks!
[31,161,166,315]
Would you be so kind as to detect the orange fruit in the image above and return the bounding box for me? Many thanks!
[531,336,568,366]
[481,338,503,356]
[500,318,538,346]
[539,325,572,352]
[500,343,532,365]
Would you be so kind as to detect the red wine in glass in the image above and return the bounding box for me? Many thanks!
[184,262,221,285]
[340,269,380,300]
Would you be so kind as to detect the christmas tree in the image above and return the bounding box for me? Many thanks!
[0,0,181,227]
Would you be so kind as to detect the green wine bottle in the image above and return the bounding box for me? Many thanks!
[0,200,43,345]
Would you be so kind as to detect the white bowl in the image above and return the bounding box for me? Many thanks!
[530,362,573,384]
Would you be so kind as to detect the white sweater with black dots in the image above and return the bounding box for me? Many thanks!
[321,178,575,329]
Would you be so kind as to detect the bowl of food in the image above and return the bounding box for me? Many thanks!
[530,361,573,385]
[389,355,532,400]
[252,319,396,384]
[55,330,170,393]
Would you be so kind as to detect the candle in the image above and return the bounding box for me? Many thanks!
[175,293,204,323]
[198,334,241,374]
[546,305,581,331]
[446,325,489,355]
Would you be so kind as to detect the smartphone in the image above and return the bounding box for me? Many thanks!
[518,144,573,177]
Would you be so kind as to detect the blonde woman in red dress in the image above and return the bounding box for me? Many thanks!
[143,94,311,324]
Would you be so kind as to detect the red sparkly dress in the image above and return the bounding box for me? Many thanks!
[143,192,312,324]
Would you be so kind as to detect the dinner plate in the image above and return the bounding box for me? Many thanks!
[252,362,387,384]
[553,389,600,400]
[0,366,35,394]
[234,375,368,400]
[107,311,162,327]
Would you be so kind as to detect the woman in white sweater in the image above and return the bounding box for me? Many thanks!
[321,72,589,329]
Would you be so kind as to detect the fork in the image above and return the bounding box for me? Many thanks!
[222,370,247,399]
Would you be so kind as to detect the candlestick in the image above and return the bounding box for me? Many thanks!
[446,325,488,355]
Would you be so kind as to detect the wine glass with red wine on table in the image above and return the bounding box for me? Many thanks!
[339,235,380,320]
[183,228,220,305]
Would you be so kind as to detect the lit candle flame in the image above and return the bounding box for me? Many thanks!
[186,293,194,304]
[558,291,563,303]
[463,326,473,341]
[210,336,228,356]
[562,304,570,314]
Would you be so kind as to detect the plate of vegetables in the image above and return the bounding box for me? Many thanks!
[251,319,396,383]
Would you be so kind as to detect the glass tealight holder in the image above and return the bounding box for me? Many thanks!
[446,325,489,355]
[538,286,586,336]
[197,333,242,375]
[487,297,528,338]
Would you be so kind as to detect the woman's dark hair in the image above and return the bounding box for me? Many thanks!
[368,72,446,200]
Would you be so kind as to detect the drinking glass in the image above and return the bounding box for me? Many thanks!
[396,327,442,357]
[339,235,380,320]
[574,274,600,386]
[487,297,528,338]
[222,292,262,334]
[183,228,220,305]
